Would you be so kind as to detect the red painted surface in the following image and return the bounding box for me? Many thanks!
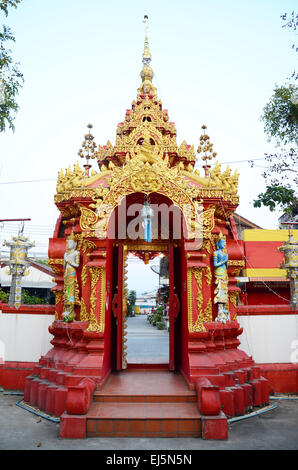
[240,287,290,306]
[60,414,87,439]
[0,361,36,390]
[0,303,55,315]
[116,245,124,371]
[244,241,285,269]
[168,243,175,371]
[258,363,298,394]
[201,412,228,440]
[179,243,190,380]
[237,304,295,315]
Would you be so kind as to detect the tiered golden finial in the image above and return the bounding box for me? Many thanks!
[78,124,97,177]
[142,15,152,65]
[197,125,217,177]
[138,15,157,99]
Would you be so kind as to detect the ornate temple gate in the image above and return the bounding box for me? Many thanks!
[23,19,271,439]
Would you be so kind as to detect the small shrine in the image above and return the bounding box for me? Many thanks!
[23,17,270,439]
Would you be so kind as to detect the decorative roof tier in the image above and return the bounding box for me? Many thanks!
[55,16,240,210]
[96,15,196,172]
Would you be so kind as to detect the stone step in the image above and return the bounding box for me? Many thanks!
[86,402,201,437]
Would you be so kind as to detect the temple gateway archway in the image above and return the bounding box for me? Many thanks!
[24,18,270,440]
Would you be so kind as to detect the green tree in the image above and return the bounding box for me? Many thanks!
[0,0,23,132]
[253,185,296,212]
[261,84,298,146]
[253,11,298,216]
[127,290,137,317]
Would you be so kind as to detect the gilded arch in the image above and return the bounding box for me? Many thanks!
[79,154,214,240]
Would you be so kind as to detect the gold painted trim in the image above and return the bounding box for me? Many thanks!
[244,268,286,278]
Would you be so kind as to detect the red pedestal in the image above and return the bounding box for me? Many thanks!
[201,412,228,440]
[59,413,87,439]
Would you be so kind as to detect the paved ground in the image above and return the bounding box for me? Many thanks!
[126,315,169,364]
[0,392,298,450]
[1,314,297,451]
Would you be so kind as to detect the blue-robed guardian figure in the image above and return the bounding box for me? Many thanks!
[213,232,230,323]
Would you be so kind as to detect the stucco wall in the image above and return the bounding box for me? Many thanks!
[0,312,53,362]
[238,314,298,364]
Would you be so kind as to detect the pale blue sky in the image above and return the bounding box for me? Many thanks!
[0,0,297,265]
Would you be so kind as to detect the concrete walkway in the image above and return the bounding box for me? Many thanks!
[126,315,169,364]
[126,314,168,334]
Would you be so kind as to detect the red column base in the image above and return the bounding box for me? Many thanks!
[59,413,87,438]
[201,412,228,440]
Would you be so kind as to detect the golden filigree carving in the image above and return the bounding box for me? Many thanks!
[86,266,105,332]
[86,266,102,332]
[229,291,239,308]
[194,208,215,240]
[81,265,88,287]
[54,290,63,305]
[204,266,212,286]
[201,239,211,253]
[81,240,97,254]
[80,297,89,322]
[193,299,213,332]
[80,207,98,231]
[228,260,245,266]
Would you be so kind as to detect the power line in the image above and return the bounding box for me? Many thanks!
[0,156,276,185]
[0,178,56,185]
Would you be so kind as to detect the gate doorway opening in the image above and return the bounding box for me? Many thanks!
[110,242,182,372]
[126,250,169,365]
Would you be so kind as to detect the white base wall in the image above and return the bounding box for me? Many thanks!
[238,314,298,364]
[0,313,53,362]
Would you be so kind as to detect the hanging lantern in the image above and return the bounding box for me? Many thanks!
[141,201,153,242]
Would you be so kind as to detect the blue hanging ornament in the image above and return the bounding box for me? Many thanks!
[141,201,153,242]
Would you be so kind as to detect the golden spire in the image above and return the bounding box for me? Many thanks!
[138,15,156,98]
[142,15,152,66]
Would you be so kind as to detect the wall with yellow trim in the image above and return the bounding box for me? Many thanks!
[242,229,298,242]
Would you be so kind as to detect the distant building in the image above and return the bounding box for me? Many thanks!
[278,203,298,228]
[135,292,156,313]
[232,213,263,239]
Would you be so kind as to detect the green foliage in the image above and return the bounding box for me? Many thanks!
[0,288,48,305]
[147,305,167,330]
[0,0,23,132]
[253,185,296,212]
[156,321,166,330]
[0,0,21,17]
[0,288,9,303]
[152,313,163,326]
[36,259,49,265]
[0,25,23,131]
[127,290,137,317]
[281,11,298,54]
[21,289,48,305]
[261,84,298,146]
